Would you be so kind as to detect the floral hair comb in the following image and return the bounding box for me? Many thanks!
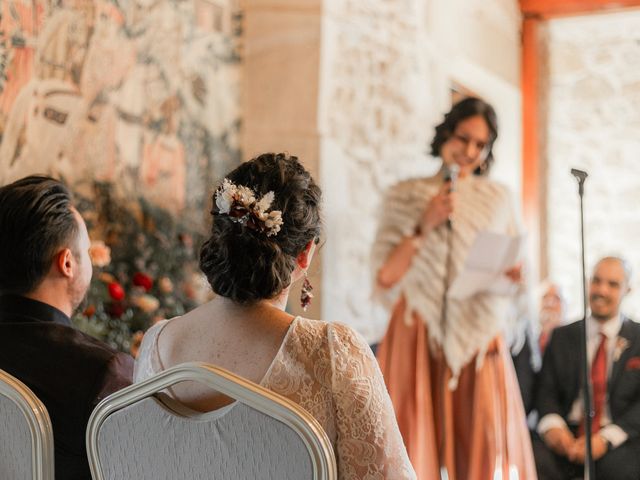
[215,179,284,237]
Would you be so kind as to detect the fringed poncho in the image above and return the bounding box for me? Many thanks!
[372,172,530,385]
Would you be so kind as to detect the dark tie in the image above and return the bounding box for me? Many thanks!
[590,332,608,434]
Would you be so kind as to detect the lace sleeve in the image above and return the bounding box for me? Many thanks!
[328,323,416,479]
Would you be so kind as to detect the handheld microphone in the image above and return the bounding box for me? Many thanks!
[443,164,459,229]
[443,164,459,192]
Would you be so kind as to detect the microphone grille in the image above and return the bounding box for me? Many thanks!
[444,164,460,182]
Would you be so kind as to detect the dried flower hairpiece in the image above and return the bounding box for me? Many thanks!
[215,179,284,237]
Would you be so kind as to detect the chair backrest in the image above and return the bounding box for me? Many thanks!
[0,369,55,480]
[87,362,337,480]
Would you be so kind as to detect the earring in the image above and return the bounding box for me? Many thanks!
[300,274,313,311]
[478,159,489,175]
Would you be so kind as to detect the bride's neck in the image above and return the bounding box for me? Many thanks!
[266,286,290,311]
[212,287,291,315]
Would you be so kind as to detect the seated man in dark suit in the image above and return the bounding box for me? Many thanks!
[533,256,640,479]
[0,176,134,480]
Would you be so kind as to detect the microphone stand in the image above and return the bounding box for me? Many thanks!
[571,168,595,480]
[438,165,458,480]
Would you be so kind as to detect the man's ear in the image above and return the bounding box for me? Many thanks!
[296,239,316,270]
[55,248,75,279]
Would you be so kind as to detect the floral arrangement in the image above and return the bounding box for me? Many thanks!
[215,179,283,236]
[72,182,211,356]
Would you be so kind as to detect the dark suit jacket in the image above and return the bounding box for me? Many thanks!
[512,335,537,415]
[535,317,640,441]
[0,294,134,480]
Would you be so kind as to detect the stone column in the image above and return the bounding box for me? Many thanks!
[241,0,323,318]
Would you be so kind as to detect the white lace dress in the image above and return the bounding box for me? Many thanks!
[134,316,416,480]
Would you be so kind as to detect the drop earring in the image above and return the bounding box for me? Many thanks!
[300,273,313,311]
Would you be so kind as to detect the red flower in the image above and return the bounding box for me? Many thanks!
[132,272,153,292]
[108,281,125,301]
[626,356,640,371]
[107,302,125,318]
[83,305,96,318]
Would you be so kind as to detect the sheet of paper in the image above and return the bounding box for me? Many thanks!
[448,231,526,300]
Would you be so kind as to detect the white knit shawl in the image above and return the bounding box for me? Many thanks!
[372,173,529,385]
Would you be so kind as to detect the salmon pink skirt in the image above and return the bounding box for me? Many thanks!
[377,297,537,480]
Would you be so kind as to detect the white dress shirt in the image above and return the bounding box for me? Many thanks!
[537,314,628,448]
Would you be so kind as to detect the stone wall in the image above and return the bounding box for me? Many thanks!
[545,11,640,320]
[319,0,523,341]
[318,0,431,340]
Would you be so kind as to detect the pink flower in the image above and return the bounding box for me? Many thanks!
[133,294,160,313]
[89,240,111,267]
[614,337,630,362]
[158,276,174,293]
[99,272,116,283]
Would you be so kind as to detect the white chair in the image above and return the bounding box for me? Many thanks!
[0,369,55,480]
[87,362,337,480]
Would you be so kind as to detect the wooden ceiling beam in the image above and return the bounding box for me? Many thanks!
[520,0,640,18]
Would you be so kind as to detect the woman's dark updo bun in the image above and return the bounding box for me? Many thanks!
[199,153,322,304]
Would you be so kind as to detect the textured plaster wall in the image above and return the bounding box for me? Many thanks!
[319,0,522,341]
[545,11,640,321]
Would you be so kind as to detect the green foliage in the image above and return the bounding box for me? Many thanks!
[72,182,209,354]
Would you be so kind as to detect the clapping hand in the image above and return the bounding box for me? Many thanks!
[504,262,523,284]
[543,427,575,457]
[568,434,609,463]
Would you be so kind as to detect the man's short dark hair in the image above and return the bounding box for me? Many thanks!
[0,176,79,295]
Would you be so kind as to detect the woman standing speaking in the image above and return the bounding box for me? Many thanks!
[373,98,536,479]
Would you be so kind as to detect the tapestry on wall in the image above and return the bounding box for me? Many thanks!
[0,0,242,352]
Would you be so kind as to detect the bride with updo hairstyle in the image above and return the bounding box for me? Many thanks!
[134,153,416,479]
[199,152,322,305]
